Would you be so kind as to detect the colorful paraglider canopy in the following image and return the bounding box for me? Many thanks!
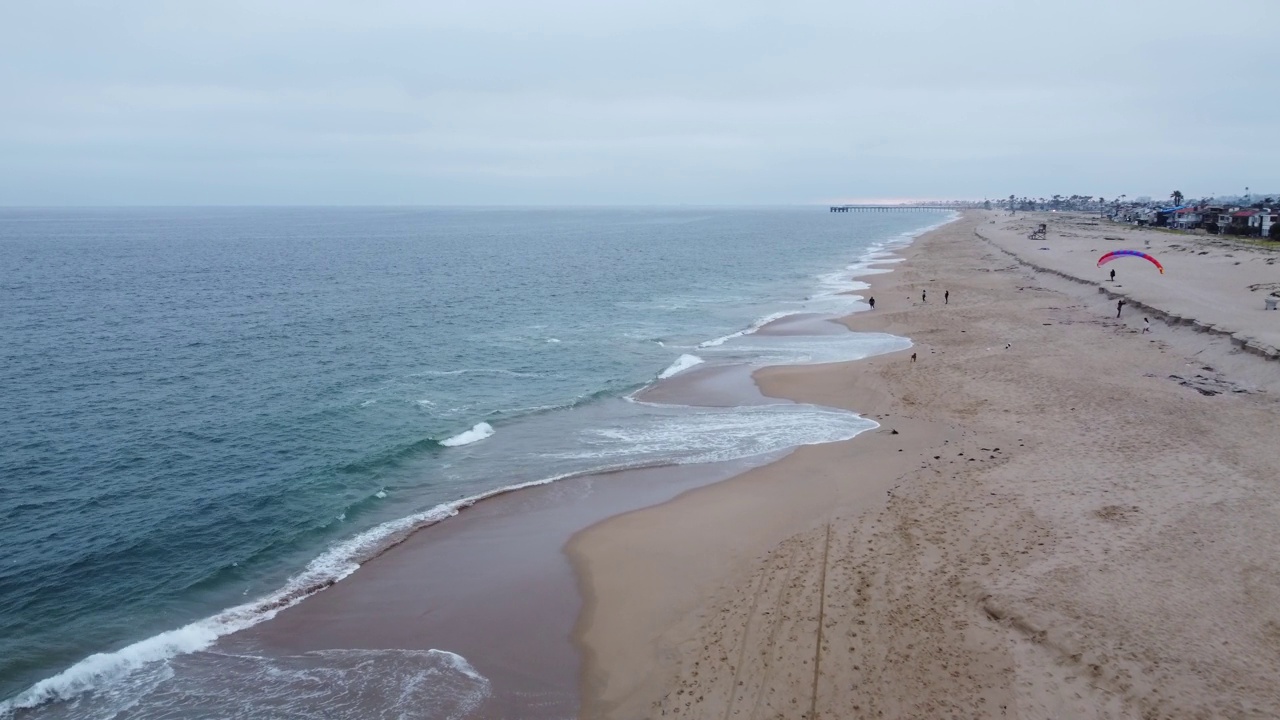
[1097,250,1164,274]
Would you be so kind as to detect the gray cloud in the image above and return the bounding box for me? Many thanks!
[2,0,1277,204]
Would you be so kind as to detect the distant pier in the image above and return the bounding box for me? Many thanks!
[829,205,955,212]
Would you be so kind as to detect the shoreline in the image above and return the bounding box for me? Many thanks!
[569,211,1280,718]
[225,226,935,717]
[568,215,958,718]
[4,213,946,716]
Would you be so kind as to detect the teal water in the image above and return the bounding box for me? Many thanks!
[0,207,947,713]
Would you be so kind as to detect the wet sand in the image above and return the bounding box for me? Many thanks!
[236,457,762,718]
[572,211,1280,718]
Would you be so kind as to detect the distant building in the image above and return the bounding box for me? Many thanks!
[1169,207,1201,230]
[1247,210,1276,238]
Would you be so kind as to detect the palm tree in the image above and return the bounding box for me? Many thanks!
[1171,190,1184,205]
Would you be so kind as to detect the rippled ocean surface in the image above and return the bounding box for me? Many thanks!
[0,207,945,708]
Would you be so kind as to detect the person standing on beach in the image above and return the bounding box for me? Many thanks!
[921,289,927,303]
[1116,299,1125,318]
[1110,269,1116,282]
[944,290,950,305]
[869,296,875,310]
[911,352,917,362]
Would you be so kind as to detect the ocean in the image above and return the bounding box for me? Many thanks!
[0,206,950,715]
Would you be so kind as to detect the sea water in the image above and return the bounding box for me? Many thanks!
[0,206,949,714]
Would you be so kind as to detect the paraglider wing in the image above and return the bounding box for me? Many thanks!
[1097,250,1164,274]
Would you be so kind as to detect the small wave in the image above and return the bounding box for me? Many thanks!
[658,354,704,379]
[1,473,570,713]
[698,311,799,348]
[485,402,568,417]
[439,422,495,447]
[478,387,625,423]
[545,338,560,343]
[409,368,542,378]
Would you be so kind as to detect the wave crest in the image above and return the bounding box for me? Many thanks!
[658,354,704,379]
[439,422,495,447]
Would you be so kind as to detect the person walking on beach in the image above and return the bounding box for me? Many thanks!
[1110,269,1116,282]
[1143,317,1151,334]
[921,289,927,303]
[944,290,949,305]
[869,296,875,310]
[1116,299,1125,318]
[910,352,917,362]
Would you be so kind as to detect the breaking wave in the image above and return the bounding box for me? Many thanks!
[658,354,704,379]
[439,422,495,447]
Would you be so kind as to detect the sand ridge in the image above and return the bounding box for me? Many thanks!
[570,212,1280,719]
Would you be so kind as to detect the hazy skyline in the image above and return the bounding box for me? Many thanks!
[3,0,1278,205]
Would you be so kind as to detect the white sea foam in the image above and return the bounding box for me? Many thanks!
[552,404,878,466]
[440,422,495,447]
[546,338,560,343]
[658,354,704,379]
[698,311,799,348]
[431,649,488,682]
[696,326,912,369]
[10,648,492,719]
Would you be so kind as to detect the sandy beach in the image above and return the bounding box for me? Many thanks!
[571,211,1280,719]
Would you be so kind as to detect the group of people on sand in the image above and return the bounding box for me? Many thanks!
[866,289,950,364]
[872,258,1153,369]
[865,288,949,311]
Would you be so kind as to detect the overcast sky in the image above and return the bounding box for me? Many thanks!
[3,0,1277,205]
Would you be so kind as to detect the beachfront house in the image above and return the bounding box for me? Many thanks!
[1226,210,1255,235]
[1170,207,1202,230]
[1247,209,1276,238]
[1214,210,1236,234]
[1198,206,1224,233]
[1220,209,1278,237]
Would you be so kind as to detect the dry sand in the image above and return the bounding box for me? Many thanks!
[570,211,1280,719]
